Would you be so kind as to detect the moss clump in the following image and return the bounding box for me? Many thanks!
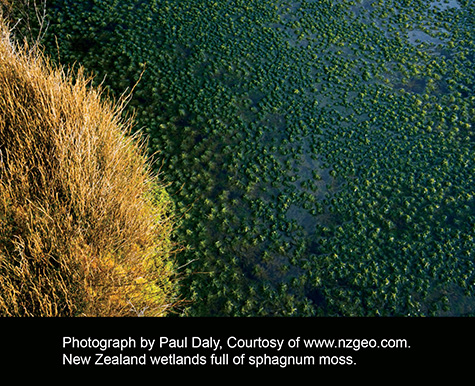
[0,16,180,316]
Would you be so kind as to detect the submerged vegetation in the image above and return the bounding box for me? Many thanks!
[5,0,475,316]
[0,11,179,316]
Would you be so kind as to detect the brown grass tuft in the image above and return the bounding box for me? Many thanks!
[0,16,180,316]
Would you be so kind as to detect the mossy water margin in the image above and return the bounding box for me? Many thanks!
[22,0,475,316]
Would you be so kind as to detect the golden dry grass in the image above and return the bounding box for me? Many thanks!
[0,16,180,316]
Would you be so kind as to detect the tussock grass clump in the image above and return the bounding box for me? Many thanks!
[0,17,179,316]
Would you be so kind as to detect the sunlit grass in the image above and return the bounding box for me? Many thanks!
[0,15,180,316]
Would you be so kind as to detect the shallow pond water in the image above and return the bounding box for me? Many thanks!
[429,0,461,11]
[36,0,475,316]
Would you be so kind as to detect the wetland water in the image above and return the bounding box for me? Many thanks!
[39,0,475,316]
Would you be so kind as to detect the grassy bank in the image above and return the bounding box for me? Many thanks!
[0,13,180,316]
